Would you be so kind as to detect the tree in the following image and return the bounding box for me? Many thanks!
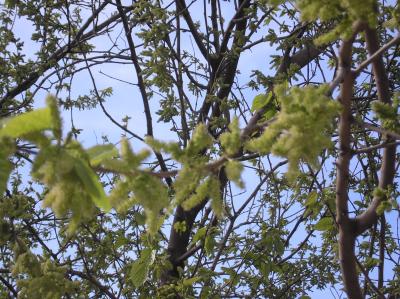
[0,0,399,298]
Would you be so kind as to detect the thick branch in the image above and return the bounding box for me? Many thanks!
[355,27,397,235]
[335,32,362,299]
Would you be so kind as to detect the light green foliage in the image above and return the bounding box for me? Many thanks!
[373,187,386,199]
[174,220,187,233]
[204,229,217,256]
[109,139,168,234]
[181,176,222,218]
[0,105,53,139]
[87,144,118,167]
[0,96,113,233]
[371,97,400,131]
[247,84,340,180]
[174,165,207,206]
[374,187,394,215]
[384,6,400,30]
[147,123,213,207]
[225,160,244,188]
[182,178,213,211]
[298,0,377,44]
[220,117,241,156]
[12,242,78,298]
[186,123,214,157]
[34,142,108,233]
[191,227,208,245]
[72,152,111,212]
[147,124,226,217]
[120,138,151,169]
[376,200,392,215]
[46,95,62,141]
[130,248,155,288]
[250,92,278,120]
[209,177,223,218]
[146,124,213,163]
[314,217,334,231]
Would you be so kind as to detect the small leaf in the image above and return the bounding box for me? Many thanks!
[251,93,273,112]
[305,191,318,207]
[219,117,241,156]
[87,144,118,166]
[130,248,155,288]
[314,217,332,231]
[376,200,391,215]
[0,108,53,139]
[46,95,62,140]
[209,177,223,218]
[73,157,111,212]
[134,212,146,225]
[225,160,244,188]
[205,234,216,256]
[192,227,207,244]
[182,276,200,286]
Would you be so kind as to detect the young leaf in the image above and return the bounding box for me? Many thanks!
[225,160,244,188]
[0,108,53,139]
[314,217,332,231]
[209,177,223,218]
[205,234,216,256]
[73,157,111,212]
[191,227,207,244]
[219,117,241,156]
[182,276,201,286]
[87,144,118,166]
[251,93,273,112]
[46,95,62,140]
[130,248,155,288]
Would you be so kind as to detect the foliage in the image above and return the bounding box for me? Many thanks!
[0,0,399,298]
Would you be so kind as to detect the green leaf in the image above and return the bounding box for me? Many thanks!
[314,217,332,231]
[73,157,111,212]
[251,93,273,112]
[87,144,118,166]
[46,95,62,140]
[305,191,318,207]
[130,248,155,288]
[192,227,207,244]
[225,160,244,188]
[0,108,53,139]
[376,200,392,215]
[209,177,223,218]
[182,276,200,286]
[219,117,241,156]
[205,234,216,256]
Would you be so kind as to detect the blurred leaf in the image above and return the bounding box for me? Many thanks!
[73,157,111,212]
[314,217,332,231]
[0,108,53,139]
[251,93,273,112]
[192,227,207,244]
[182,276,200,286]
[205,234,216,256]
[87,144,118,166]
[130,248,155,288]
